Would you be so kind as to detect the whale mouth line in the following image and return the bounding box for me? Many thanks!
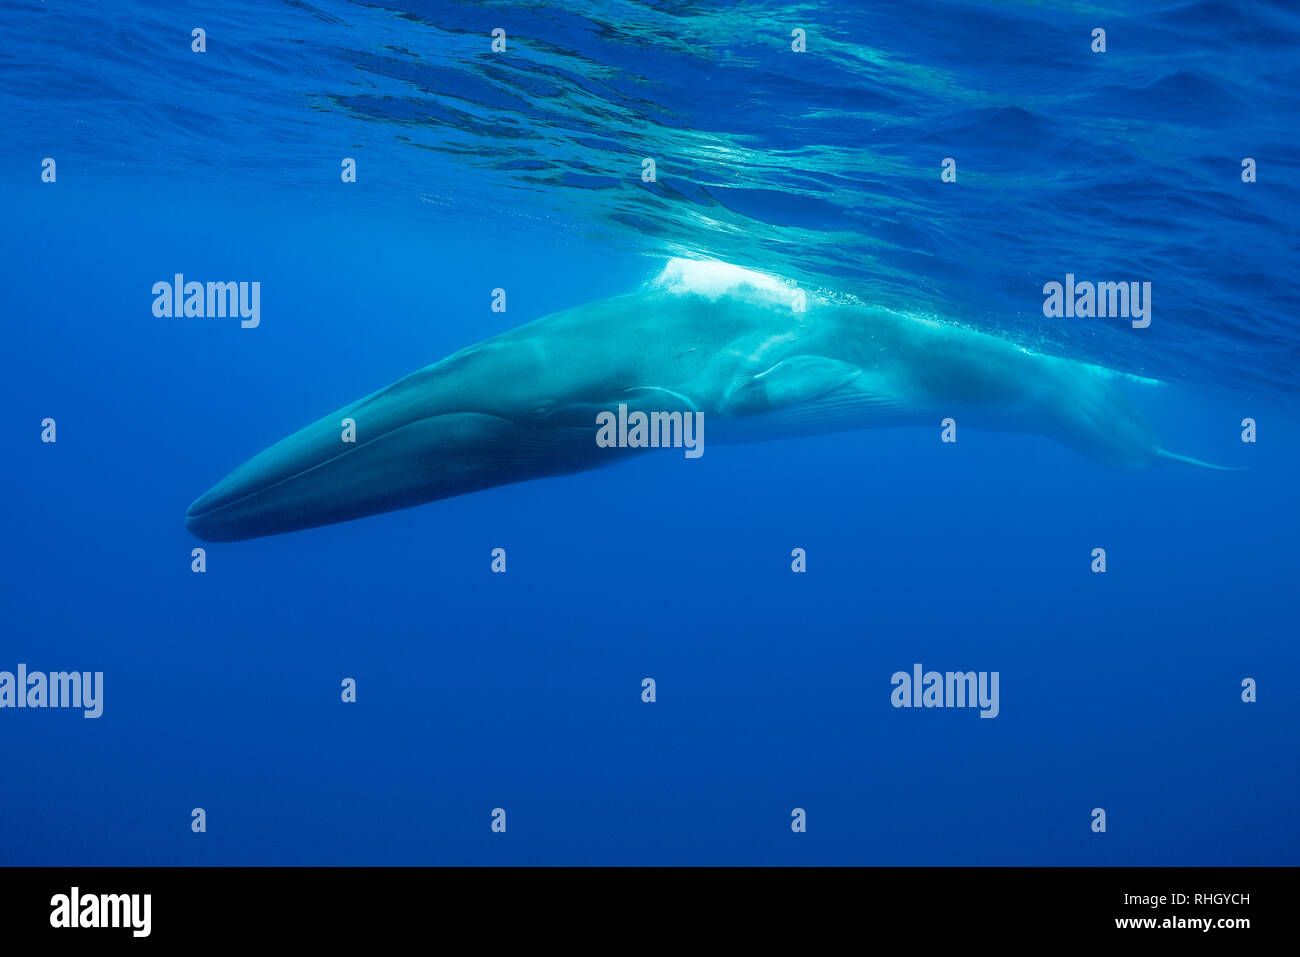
[185,410,522,522]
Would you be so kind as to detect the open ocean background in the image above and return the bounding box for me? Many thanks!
[1,0,1297,865]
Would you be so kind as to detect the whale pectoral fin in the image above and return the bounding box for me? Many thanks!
[618,386,700,413]
[721,355,863,417]
[540,387,699,427]
[734,389,922,436]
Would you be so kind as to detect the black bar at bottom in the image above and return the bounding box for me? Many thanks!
[0,866,1276,943]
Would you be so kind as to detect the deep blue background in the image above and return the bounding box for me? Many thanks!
[1,1,1297,864]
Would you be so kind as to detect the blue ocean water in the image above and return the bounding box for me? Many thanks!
[1,0,1297,865]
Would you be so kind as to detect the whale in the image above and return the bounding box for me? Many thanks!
[185,259,1232,542]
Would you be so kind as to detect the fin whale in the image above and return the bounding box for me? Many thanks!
[186,259,1233,542]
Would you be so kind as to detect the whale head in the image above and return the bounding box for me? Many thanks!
[184,341,622,542]
[184,263,790,542]
[184,407,585,542]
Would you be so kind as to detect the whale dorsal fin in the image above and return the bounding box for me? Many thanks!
[721,355,862,417]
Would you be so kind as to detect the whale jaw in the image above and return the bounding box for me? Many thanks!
[185,411,603,542]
